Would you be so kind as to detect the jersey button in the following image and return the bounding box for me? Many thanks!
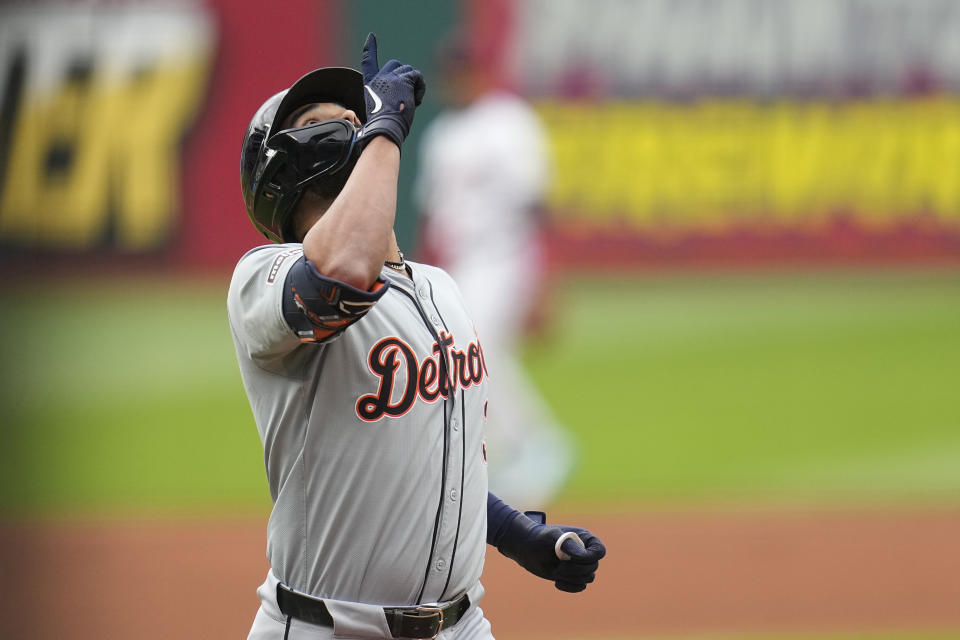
[436,558,446,571]
[450,488,458,501]
[431,314,440,325]
[418,287,428,299]
[451,417,459,431]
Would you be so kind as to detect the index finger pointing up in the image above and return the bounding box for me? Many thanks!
[361,32,380,82]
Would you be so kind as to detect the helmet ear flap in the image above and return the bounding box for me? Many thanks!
[250,165,303,244]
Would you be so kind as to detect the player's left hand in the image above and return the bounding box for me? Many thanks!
[495,515,607,592]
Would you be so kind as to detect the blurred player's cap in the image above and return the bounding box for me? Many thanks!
[271,67,367,132]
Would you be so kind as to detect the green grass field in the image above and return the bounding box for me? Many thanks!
[526,268,960,508]
[1,267,958,515]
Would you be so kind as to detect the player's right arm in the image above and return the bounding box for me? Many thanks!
[300,137,399,291]
[301,33,424,291]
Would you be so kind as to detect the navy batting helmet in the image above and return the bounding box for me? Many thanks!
[240,67,367,243]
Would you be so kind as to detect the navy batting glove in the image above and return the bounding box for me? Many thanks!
[357,32,426,150]
[489,497,606,593]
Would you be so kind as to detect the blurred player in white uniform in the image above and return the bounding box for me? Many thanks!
[415,37,574,510]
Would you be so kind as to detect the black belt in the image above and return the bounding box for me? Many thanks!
[276,583,471,639]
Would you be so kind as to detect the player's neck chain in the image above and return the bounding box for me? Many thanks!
[384,250,406,271]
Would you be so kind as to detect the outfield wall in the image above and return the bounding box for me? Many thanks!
[486,0,960,266]
[0,0,345,269]
[1,0,959,271]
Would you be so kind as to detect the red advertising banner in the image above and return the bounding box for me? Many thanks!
[174,0,342,269]
[0,0,340,270]
[468,0,960,267]
[4,0,959,270]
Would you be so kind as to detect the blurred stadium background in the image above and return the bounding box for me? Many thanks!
[1,1,959,639]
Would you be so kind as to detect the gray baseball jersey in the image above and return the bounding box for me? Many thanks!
[227,244,489,607]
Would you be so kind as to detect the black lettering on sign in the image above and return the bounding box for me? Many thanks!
[0,5,214,251]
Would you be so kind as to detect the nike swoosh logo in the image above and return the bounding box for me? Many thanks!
[365,85,382,114]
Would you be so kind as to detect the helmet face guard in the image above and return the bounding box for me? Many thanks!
[266,118,359,190]
[250,119,359,242]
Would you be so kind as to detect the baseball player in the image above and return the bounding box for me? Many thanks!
[230,34,606,640]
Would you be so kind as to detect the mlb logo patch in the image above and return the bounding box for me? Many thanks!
[266,248,301,284]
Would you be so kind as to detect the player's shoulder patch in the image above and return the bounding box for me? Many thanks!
[266,247,303,285]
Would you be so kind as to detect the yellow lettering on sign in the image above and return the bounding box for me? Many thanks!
[0,55,210,249]
[112,60,211,249]
[537,98,960,231]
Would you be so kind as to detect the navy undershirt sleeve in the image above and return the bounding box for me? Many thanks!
[486,492,522,546]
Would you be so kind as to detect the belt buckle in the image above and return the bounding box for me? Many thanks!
[408,605,444,639]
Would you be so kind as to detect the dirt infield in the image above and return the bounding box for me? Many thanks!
[2,507,959,639]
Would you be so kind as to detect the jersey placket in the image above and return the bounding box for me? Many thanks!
[389,269,467,604]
